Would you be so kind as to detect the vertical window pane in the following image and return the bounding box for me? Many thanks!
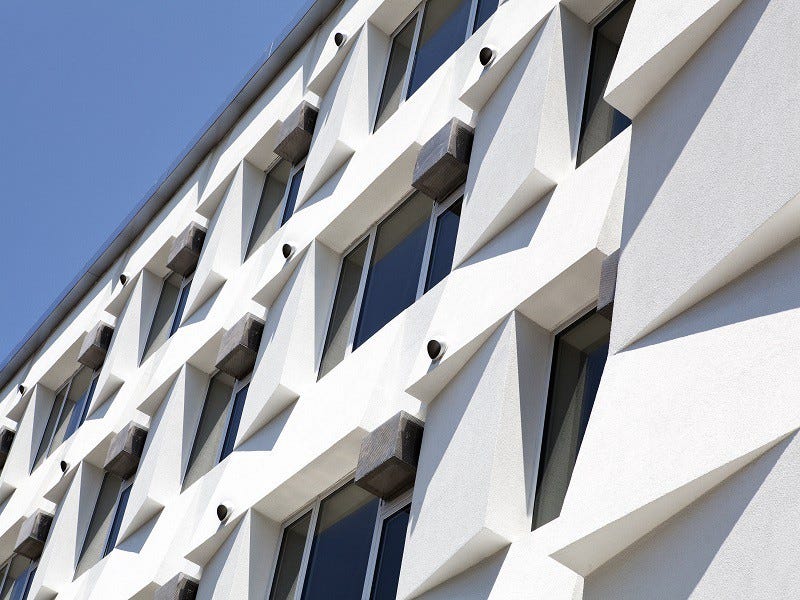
[576,0,635,165]
[532,312,611,529]
[169,280,192,336]
[472,0,497,32]
[50,367,93,451]
[318,240,369,379]
[142,274,181,361]
[66,373,98,438]
[375,18,417,131]
[301,483,380,600]
[183,374,234,490]
[10,564,35,600]
[370,505,411,600]
[103,484,131,557]
[280,167,304,226]
[354,193,432,348]
[425,198,462,292]
[407,0,473,97]
[247,161,293,258]
[76,473,124,577]
[219,384,248,461]
[269,512,312,600]
[33,386,67,469]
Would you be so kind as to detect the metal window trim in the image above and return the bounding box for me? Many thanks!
[416,186,463,298]
[244,156,288,261]
[65,367,100,441]
[360,491,413,600]
[280,157,308,227]
[216,374,252,464]
[101,475,134,559]
[168,272,195,337]
[37,366,80,468]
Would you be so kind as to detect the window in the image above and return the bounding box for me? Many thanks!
[318,192,462,378]
[219,381,249,461]
[169,274,193,337]
[0,556,37,600]
[576,0,636,166]
[267,481,412,600]
[75,473,132,578]
[532,310,611,529]
[183,373,250,489]
[246,160,305,259]
[374,0,500,129]
[32,366,98,471]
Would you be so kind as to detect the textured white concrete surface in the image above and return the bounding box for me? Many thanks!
[0,0,795,598]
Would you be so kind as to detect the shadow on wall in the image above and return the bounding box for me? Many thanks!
[584,432,798,599]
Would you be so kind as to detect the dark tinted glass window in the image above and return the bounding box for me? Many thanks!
[67,374,98,438]
[169,281,191,336]
[354,193,431,347]
[183,374,234,489]
[33,386,67,470]
[370,505,411,600]
[375,18,417,130]
[532,312,611,529]
[10,564,35,600]
[281,167,304,226]
[219,384,248,461]
[269,512,312,600]
[301,483,380,600]
[76,473,124,577]
[472,0,497,32]
[142,274,181,361]
[577,0,635,165]
[247,161,293,258]
[408,0,473,97]
[103,483,131,556]
[49,367,93,452]
[425,199,462,292]
[318,240,369,379]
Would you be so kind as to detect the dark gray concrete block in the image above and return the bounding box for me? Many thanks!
[597,249,620,320]
[104,422,149,480]
[154,573,199,600]
[166,223,207,277]
[274,101,318,164]
[355,411,424,500]
[0,426,14,470]
[77,322,115,370]
[14,510,53,560]
[412,118,474,201]
[214,314,265,379]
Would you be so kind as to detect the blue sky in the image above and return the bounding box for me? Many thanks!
[0,1,305,365]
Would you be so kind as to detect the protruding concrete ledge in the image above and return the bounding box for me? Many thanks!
[215,314,265,379]
[154,573,199,600]
[0,427,15,470]
[412,118,474,201]
[274,101,319,164]
[104,422,149,480]
[166,223,207,277]
[355,411,424,500]
[597,249,620,320]
[14,510,54,560]
[77,322,115,370]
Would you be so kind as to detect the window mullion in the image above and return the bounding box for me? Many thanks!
[345,229,378,356]
[402,5,426,102]
[466,0,481,40]
[293,500,322,600]
[360,499,390,600]
[416,202,439,300]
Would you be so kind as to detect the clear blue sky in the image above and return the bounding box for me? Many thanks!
[0,1,305,365]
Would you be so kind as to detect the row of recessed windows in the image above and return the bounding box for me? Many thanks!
[6,0,633,591]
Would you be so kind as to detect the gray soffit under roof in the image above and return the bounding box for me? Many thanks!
[0,0,341,392]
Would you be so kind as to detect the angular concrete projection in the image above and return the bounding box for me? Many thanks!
[412,119,474,202]
[166,222,207,277]
[239,242,339,444]
[214,313,265,380]
[454,6,590,266]
[397,312,551,599]
[273,101,319,165]
[195,511,279,600]
[184,161,265,319]
[155,573,199,600]
[103,422,148,480]
[14,509,53,560]
[612,0,800,352]
[605,0,746,119]
[295,23,389,208]
[89,270,163,415]
[0,384,53,490]
[121,365,210,538]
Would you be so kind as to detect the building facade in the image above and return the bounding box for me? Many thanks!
[0,0,797,597]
